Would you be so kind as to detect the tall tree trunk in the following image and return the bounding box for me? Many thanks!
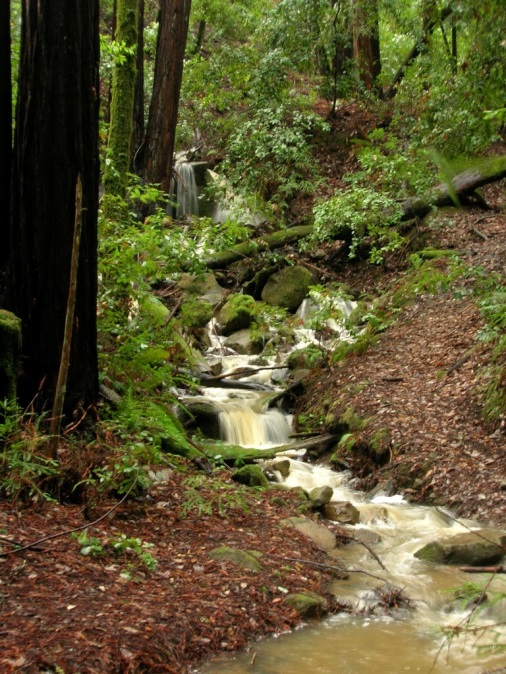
[352,0,381,92]
[131,0,145,173]
[144,0,192,193]
[0,0,11,276]
[7,0,100,415]
[103,0,138,197]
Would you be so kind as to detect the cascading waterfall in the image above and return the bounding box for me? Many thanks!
[218,403,291,448]
[174,161,199,217]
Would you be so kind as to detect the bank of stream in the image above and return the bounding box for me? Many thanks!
[181,300,506,674]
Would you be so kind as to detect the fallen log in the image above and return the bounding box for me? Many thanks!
[201,156,506,269]
[203,224,312,269]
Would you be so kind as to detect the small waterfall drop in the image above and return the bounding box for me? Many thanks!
[174,161,199,217]
[218,403,291,448]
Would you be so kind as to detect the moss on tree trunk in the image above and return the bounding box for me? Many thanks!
[103,0,138,198]
[0,310,21,401]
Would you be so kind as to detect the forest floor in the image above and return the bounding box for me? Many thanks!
[0,102,505,673]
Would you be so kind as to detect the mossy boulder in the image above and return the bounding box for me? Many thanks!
[179,297,214,329]
[0,310,22,401]
[414,529,506,566]
[180,401,221,439]
[285,591,328,618]
[209,546,263,572]
[308,485,334,508]
[287,345,326,370]
[177,272,226,307]
[231,464,269,487]
[217,294,257,335]
[261,266,313,311]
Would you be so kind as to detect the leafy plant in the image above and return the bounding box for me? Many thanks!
[222,105,327,210]
[0,400,59,501]
[309,186,405,263]
[179,473,252,519]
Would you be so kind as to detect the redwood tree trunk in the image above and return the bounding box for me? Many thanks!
[144,0,192,193]
[352,0,381,92]
[8,0,100,415]
[0,0,11,275]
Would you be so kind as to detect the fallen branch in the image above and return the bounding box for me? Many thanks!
[336,531,389,572]
[0,480,136,557]
[460,565,505,574]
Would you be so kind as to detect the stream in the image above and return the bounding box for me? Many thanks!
[185,303,506,674]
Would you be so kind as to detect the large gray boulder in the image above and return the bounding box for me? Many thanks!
[281,516,337,552]
[414,529,506,566]
[261,266,313,311]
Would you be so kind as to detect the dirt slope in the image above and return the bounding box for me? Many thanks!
[296,181,506,526]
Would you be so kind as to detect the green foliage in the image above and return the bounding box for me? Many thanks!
[0,400,59,501]
[389,3,506,156]
[73,531,157,571]
[222,105,327,209]
[441,578,506,658]
[179,473,252,518]
[472,273,506,425]
[310,186,404,263]
[350,128,434,197]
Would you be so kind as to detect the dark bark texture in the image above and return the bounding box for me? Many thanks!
[8,0,100,414]
[0,0,11,275]
[353,0,381,91]
[144,0,192,193]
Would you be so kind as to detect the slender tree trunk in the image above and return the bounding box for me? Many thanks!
[8,0,100,415]
[0,0,11,276]
[131,0,145,173]
[385,5,452,99]
[103,0,138,197]
[352,0,381,92]
[144,0,192,193]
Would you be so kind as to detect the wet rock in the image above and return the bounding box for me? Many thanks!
[261,265,313,312]
[285,591,328,618]
[344,528,382,545]
[414,529,506,566]
[308,486,334,508]
[209,546,263,572]
[224,329,264,355]
[231,465,269,488]
[271,459,291,479]
[359,506,388,525]
[217,294,257,335]
[180,401,221,439]
[281,516,337,552]
[323,501,360,525]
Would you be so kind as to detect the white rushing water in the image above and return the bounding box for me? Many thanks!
[187,300,506,674]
